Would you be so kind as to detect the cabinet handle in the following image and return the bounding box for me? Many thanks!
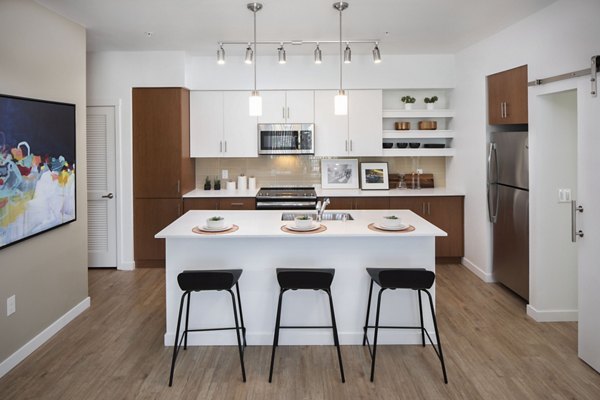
[350,140,353,152]
[345,140,348,152]
[177,180,180,194]
[231,202,244,207]
[224,141,227,153]
[287,107,290,119]
[427,202,431,215]
[283,106,286,119]
[422,203,426,214]
[504,102,508,118]
[220,141,223,152]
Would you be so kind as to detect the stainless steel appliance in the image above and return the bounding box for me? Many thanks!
[258,123,314,155]
[256,186,317,209]
[488,131,529,300]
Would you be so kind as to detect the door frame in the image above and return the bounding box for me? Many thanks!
[88,98,130,270]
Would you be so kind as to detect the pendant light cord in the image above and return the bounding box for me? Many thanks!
[339,5,342,92]
[253,6,257,92]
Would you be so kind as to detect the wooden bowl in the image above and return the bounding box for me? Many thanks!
[418,121,437,130]
[395,122,411,130]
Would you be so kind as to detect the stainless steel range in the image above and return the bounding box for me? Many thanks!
[255,186,317,210]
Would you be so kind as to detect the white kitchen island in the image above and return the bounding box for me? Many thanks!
[155,209,446,347]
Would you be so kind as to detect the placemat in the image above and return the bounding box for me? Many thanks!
[368,223,415,233]
[192,224,239,235]
[280,224,327,234]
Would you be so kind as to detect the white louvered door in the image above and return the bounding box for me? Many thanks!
[87,106,117,267]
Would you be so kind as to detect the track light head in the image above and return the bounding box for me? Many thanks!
[245,44,253,64]
[314,44,322,64]
[217,44,225,65]
[278,45,287,64]
[344,43,351,64]
[372,43,382,64]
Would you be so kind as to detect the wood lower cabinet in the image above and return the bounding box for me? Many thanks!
[327,197,390,210]
[134,199,182,268]
[183,197,255,211]
[488,65,528,125]
[390,196,464,260]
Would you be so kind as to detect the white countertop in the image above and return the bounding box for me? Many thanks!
[155,209,447,239]
[183,187,463,198]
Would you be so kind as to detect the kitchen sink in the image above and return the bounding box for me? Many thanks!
[281,212,354,221]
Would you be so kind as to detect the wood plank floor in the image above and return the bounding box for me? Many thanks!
[1,264,599,399]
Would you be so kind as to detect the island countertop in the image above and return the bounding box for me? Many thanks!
[155,209,447,239]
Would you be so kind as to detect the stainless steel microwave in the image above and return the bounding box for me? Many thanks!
[258,123,314,155]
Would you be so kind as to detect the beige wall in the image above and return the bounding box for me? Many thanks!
[0,0,87,363]
[195,156,447,189]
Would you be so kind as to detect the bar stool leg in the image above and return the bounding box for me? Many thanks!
[417,290,425,347]
[268,289,285,383]
[229,290,246,382]
[424,289,448,384]
[168,291,187,387]
[184,292,191,350]
[326,289,345,383]
[362,279,374,346]
[235,282,247,348]
[370,288,385,382]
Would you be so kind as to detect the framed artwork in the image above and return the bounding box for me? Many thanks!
[360,162,389,190]
[0,94,77,250]
[321,159,359,189]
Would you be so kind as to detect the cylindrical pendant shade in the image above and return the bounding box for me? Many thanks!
[249,91,262,116]
[334,90,347,115]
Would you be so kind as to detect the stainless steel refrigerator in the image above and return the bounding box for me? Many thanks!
[487,131,529,300]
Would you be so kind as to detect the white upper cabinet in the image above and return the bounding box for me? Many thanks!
[258,90,314,124]
[314,90,348,157]
[190,91,223,157]
[190,91,258,158]
[348,90,383,156]
[314,90,382,157]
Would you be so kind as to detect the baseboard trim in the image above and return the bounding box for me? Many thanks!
[118,261,135,271]
[526,305,578,322]
[0,297,91,379]
[461,257,495,283]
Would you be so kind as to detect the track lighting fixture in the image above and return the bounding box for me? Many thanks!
[372,43,382,63]
[278,44,287,64]
[217,44,225,65]
[344,43,351,64]
[314,44,322,64]
[244,43,253,64]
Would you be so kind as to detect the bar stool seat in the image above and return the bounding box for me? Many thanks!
[268,268,345,383]
[363,267,448,383]
[168,269,246,386]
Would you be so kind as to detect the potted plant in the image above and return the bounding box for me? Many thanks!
[213,178,221,190]
[206,216,225,229]
[424,96,439,110]
[401,95,416,110]
[203,176,211,190]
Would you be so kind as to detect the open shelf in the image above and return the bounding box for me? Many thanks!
[382,148,456,157]
[382,109,455,118]
[383,130,455,139]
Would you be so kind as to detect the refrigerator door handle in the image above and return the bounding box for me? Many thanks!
[487,142,499,223]
[571,200,584,242]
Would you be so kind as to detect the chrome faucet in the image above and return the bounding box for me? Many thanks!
[316,198,331,221]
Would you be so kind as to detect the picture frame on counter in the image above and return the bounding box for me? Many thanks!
[360,162,389,190]
[321,158,359,189]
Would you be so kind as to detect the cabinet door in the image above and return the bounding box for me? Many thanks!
[327,197,354,210]
[427,197,464,258]
[258,91,286,123]
[134,198,181,267]
[223,91,259,157]
[314,90,349,156]
[183,198,219,212]
[190,91,224,157]
[133,88,186,198]
[355,197,390,209]
[286,91,314,123]
[219,198,255,210]
[504,65,528,124]
[487,72,505,125]
[390,197,424,215]
[348,90,383,156]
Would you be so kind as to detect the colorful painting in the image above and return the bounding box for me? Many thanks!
[0,94,76,250]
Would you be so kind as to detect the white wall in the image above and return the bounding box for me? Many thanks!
[88,52,455,268]
[449,0,600,316]
[0,0,87,369]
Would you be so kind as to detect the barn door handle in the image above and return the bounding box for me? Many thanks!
[102,193,114,199]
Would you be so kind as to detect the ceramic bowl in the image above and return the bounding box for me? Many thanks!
[294,216,314,229]
[206,217,226,229]
[381,215,403,228]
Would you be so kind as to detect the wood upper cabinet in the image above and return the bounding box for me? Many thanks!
[133,87,195,267]
[488,65,528,125]
[390,196,464,259]
[133,88,195,198]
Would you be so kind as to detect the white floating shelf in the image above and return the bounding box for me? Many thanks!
[382,148,456,157]
[382,109,455,118]
[383,130,455,139]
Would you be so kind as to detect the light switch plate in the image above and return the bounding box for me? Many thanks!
[221,169,228,180]
[7,295,15,316]
[558,188,572,203]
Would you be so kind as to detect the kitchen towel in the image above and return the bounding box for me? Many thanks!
[248,177,256,191]
[226,181,236,191]
[237,175,247,191]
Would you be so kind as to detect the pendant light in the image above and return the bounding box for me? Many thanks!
[248,3,262,116]
[333,2,348,116]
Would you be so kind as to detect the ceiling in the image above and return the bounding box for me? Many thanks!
[35,0,557,55]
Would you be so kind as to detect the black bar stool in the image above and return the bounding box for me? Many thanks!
[362,268,448,383]
[168,269,247,386]
[268,268,345,383]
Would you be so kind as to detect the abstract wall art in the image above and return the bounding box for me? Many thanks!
[0,94,76,250]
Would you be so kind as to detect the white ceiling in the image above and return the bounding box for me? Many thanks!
[36,0,557,55]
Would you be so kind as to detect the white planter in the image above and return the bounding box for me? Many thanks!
[404,103,413,110]
[426,103,435,110]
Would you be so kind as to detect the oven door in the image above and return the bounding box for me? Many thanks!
[258,123,314,155]
[256,201,317,210]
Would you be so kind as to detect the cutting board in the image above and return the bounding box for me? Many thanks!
[403,173,434,189]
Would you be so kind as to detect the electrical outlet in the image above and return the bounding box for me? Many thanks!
[221,169,228,180]
[416,168,423,174]
[7,295,15,316]
[558,188,572,203]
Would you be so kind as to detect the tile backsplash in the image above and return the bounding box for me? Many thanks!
[195,156,446,189]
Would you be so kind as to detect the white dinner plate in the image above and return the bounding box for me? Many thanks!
[373,223,410,231]
[198,224,233,232]
[286,223,320,232]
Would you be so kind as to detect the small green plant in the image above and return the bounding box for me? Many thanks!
[424,96,439,104]
[384,215,399,220]
[401,96,416,104]
[209,216,224,221]
[203,176,211,190]
[214,178,220,185]
[295,215,311,220]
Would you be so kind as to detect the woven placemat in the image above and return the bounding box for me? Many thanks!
[368,223,415,233]
[280,224,327,234]
[192,224,239,235]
